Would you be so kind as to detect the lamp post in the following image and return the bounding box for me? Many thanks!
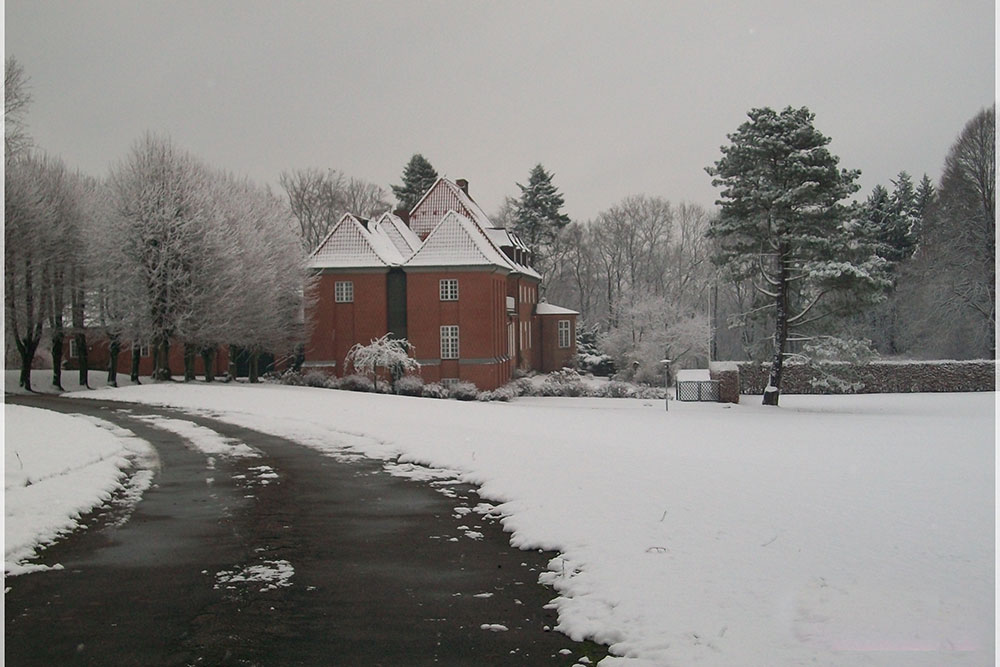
[660,359,671,412]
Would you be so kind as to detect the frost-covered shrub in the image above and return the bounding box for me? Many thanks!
[577,325,615,376]
[448,381,479,401]
[303,370,331,388]
[394,374,424,396]
[594,380,637,398]
[507,377,535,397]
[421,382,450,399]
[539,368,589,397]
[337,374,374,393]
[477,384,516,402]
[277,370,305,386]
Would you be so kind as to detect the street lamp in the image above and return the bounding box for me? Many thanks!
[660,359,671,412]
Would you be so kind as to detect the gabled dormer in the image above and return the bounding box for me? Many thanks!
[404,210,513,271]
[307,213,404,269]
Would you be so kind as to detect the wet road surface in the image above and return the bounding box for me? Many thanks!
[5,394,606,666]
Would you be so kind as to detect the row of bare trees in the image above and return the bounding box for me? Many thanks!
[5,57,310,391]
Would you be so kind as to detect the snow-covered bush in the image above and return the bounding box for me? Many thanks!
[275,370,305,386]
[421,382,450,399]
[507,377,536,397]
[394,374,424,396]
[577,325,615,376]
[344,334,419,392]
[303,370,331,388]
[448,381,479,401]
[477,384,516,402]
[539,368,589,397]
[594,381,638,398]
[337,374,374,393]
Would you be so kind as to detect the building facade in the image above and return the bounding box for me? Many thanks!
[305,178,577,390]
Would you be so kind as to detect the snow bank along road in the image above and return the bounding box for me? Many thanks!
[5,394,604,666]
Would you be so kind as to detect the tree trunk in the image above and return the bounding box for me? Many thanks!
[16,336,40,392]
[131,346,141,383]
[107,336,121,387]
[51,331,65,391]
[71,268,88,388]
[76,332,90,388]
[763,250,789,407]
[201,347,215,382]
[183,343,196,382]
[227,345,237,382]
[153,339,172,381]
[292,343,305,373]
[249,350,260,384]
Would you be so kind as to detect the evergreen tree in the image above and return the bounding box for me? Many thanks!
[391,154,438,212]
[706,106,889,406]
[511,164,571,262]
[887,171,918,262]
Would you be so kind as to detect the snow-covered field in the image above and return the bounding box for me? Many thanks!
[5,404,156,575]
[41,381,987,666]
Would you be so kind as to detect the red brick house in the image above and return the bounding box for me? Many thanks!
[304,177,578,390]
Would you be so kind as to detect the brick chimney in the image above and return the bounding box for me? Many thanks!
[455,178,469,196]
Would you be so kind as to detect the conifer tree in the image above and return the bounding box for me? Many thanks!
[391,154,438,212]
[706,106,889,406]
[511,164,571,262]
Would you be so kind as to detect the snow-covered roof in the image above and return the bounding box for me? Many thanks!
[369,212,420,259]
[676,369,711,382]
[404,210,514,269]
[307,213,404,269]
[307,178,541,278]
[408,178,542,279]
[535,302,579,316]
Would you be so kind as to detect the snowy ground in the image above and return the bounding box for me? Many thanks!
[33,380,987,666]
[4,404,156,575]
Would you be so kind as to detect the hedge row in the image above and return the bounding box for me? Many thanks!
[734,360,996,395]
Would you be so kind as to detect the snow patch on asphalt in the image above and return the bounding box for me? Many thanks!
[215,559,294,593]
[132,415,258,458]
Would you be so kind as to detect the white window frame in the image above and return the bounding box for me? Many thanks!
[440,325,460,360]
[558,320,572,348]
[335,280,354,303]
[439,278,459,301]
[139,344,150,357]
[69,338,80,358]
[441,378,460,388]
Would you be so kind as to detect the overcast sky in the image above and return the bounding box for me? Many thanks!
[5,0,995,221]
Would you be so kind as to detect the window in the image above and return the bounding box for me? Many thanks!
[440,325,459,359]
[139,344,150,357]
[439,278,458,301]
[335,281,354,303]
[69,338,80,358]
[441,378,460,388]
[558,320,572,348]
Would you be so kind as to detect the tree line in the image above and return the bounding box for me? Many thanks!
[5,57,308,391]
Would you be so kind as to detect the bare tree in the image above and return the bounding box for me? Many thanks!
[280,168,389,253]
[899,105,995,358]
[5,154,76,390]
[108,134,217,380]
[5,56,32,160]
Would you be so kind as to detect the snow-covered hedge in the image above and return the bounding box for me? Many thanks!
[736,359,996,395]
[274,368,667,401]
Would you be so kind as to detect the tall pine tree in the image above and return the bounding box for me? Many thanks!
[511,164,570,264]
[391,154,438,213]
[707,106,889,406]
